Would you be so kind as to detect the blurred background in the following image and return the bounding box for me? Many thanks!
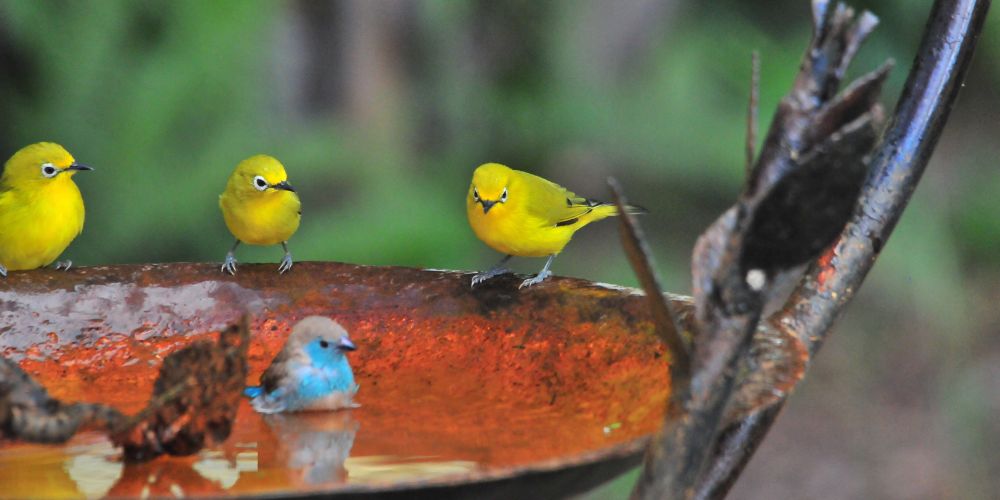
[0,0,997,498]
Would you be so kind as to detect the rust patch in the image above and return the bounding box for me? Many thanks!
[815,246,838,292]
[0,263,672,496]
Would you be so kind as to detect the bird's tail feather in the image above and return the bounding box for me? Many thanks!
[621,203,648,215]
[589,201,648,219]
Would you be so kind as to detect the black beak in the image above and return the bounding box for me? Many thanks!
[66,162,93,172]
[338,337,357,352]
[273,180,296,192]
[481,200,496,214]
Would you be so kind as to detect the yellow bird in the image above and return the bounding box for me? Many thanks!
[219,155,301,275]
[0,142,93,278]
[466,162,645,289]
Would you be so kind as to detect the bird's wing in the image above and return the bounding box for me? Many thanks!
[0,184,14,209]
[259,350,291,394]
[517,171,607,227]
[250,388,288,414]
[0,187,20,234]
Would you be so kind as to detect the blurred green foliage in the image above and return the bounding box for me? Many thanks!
[1,1,998,498]
[0,0,993,295]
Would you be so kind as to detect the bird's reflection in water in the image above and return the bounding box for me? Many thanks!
[96,410,359,496]
[257,410,359,486]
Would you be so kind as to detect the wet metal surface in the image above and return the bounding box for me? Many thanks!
[1,263,672,498]
[0,263,806,497]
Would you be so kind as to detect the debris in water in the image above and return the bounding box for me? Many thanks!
[0,357,123,443]
[1,316,250,464]
[112,316,250,461]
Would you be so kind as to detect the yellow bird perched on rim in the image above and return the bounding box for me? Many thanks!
[466,162,645,289]
[219,155,301,275]
[0,142,93,278]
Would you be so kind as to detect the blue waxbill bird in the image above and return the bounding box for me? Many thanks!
[244,316,359,413]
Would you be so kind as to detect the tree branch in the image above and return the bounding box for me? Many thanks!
[691,0,990,497]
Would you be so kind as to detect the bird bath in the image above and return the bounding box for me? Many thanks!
[0,263,678,498]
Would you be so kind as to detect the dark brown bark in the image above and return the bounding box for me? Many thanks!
[624,0,990,498]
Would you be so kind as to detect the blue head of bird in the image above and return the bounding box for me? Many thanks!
[468,163,512,216]
[226,154,296,197]
[1,142,92,189]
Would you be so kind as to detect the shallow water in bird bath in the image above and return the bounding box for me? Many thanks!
[0,264,670,498]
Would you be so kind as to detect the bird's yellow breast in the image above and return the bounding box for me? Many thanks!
[0,178,85,270]
[466,165,623,258]
[220,190,301,246]
[467,193,576,258]
[468,209,573,257]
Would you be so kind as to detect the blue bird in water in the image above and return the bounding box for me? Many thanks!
[244,316,359,413]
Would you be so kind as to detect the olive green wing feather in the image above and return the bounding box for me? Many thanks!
[515,170,611,227]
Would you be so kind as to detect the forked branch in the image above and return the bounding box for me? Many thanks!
[616,0,989,497]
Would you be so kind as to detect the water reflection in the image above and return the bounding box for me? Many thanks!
[110,457,226,498]
[1,396,648,498]
[63,411,361,497]
[1,297,670,498]
[345,455,478,482]
[256,411,359,486]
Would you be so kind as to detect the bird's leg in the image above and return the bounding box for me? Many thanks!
[221,240,240,275]
[519,254,555,289]
[278,242,293,274]
[0,263,6,278]
[471,255,513,288]
[53,260,73,271]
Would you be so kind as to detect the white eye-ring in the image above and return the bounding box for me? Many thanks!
[252,175,268,191]
[500,187,508,203]
[41,163,59,178]
[472,187,480,201]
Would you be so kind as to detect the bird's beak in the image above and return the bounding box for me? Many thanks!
[273,180,296,192]
[338,337,357,352]
[481,200,496,214]
[65,162,93,172]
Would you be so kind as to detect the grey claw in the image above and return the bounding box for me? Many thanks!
[518,270,552,289]
[470,268,510,288]
[278,253,293,274]
[0,264,6,278]
[221,253,238,275]
[54,260,73,271]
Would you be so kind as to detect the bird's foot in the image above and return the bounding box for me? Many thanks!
[0,264,6,278]
[278,252,293,274]
[53,260,73,271]
[519,270,552,289]
[221,252,238,275]
[471,267,511,288]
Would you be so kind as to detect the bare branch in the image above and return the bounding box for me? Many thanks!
[609,177,690,380]
[633,1,892,497]
[746,51,760,176]
[690,0,991,497]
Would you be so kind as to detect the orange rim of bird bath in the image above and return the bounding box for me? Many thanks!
[0,263,805,498]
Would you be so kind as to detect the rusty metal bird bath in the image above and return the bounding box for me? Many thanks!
[0,263,804,498]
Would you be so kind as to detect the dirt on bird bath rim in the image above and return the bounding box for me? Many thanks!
[0,263,805,498]
[0,263,679,498]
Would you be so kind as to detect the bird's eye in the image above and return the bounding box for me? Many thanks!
[472,187,480,201]
[252,175,268,191]
[41,163,59,178]
[319,340,330,349]
[500,188,508,203]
